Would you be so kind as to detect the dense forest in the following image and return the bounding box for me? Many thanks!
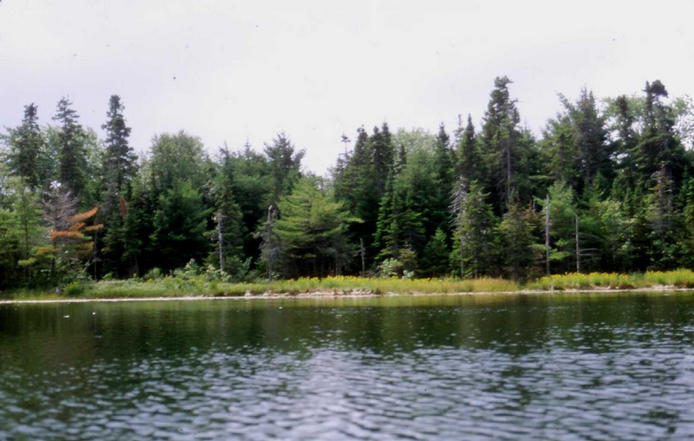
[2,77,694,289]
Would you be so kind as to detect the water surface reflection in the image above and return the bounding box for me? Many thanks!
[1,293,694,440]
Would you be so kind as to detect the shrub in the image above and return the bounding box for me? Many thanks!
[64,281,84,297]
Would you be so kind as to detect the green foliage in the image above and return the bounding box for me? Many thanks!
[149,132,208,192]
[151,181,211,271]
[64,281,85,297]
[499,200,541,280]
[264,133,304,206]
[6,103,44,189]
[270,176,360,278]
[4,76,694,288]
[480,76,522,213]
[419,228,449,277]
[451,179,497,278]
[54,97,87,198]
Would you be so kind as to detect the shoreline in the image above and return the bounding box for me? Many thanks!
[1,286,691,305]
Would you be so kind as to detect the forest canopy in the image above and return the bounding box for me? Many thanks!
[2,77,694,289]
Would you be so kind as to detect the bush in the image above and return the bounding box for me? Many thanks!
[64,281,84,297]
[143,267,163,280]
[379,258,402,277]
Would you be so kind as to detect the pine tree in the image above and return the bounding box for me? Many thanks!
[208,164,246,278]
[636,81,685,191]
[264,133,304,206]
[543,114,579,187]
[456,115,480,186]
[548,89,611,195]
[481,77,521,213]
[54,97,86,198]
[370,123,395,196]
[419,227,449,277]
[499,199,541,280]
[374,165,424,261]
[151,181,211,271]
[102,95,137,195]
[100,95,137,277]
[570,89,611,188]
[450,179,497,277]
[271,177,359,277]
[431,123,454,234]
[334,127,379,270]
[7,103,44,189]
[538,181,577,273]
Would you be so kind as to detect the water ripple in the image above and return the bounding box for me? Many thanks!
[2,294,694,440]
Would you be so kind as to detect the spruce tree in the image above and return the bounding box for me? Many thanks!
[54,97,86,198]
[264,133,304,206]
[151,181,211,271]
[100,95,137,276]
[8,103,44,189]
[636,81,685,192]
[431,123,454,234]
[271,177,359,277]
[499,199,540,280]
[481,77,521,213]
[450,179,497,277]
[456,115,479,186]
[102,95,137,195]
[208,163,246,278]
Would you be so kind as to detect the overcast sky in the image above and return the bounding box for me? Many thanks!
[2,0,694,173]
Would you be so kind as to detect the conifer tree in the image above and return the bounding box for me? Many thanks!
[499,199,540,280]
[481,77,521,213]
[100,95,137,276]
[372,123,395,193]
[54,97,86,197]
[456,115,480,186]
[419,227,449,277]
[151,181,211,271]
[271,177,359,277]
[636,80,685,191]
[208,162,246,277]
[7,103,44,189]
[264,133,304,206]
[431,123,454,234]
[102,95,137,195]
[450,179,496,277]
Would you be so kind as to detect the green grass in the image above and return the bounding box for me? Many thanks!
[527,269,694,290]
[4,270,694,301]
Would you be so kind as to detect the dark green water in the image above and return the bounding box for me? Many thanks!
[2,293,694,440]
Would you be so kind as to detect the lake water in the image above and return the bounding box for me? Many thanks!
[2,293,694,440]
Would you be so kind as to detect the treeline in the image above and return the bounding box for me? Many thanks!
[2,77,694,289]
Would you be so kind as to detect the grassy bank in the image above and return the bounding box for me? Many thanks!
[528,269,694,290]
[4,270,694,301]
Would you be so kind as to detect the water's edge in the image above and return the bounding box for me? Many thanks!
[1,286,691,304]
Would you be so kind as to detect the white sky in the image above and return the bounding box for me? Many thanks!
[2,0,694,174]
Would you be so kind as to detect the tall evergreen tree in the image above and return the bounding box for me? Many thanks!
[635,80,685,191]
[54,97,86,197]
[431,123,454,234]
[102,95,137,195]
[481,77,521,213]
[264,133,304,206]
[370,123,395,196]
[100,95,137,276]
[450,179,497,277]
[456,115,480,186]
[7,103,44,189]
[499,199,540,280]
[271,177,359,277]
[208,160,246,277]
[151,181,211,271]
